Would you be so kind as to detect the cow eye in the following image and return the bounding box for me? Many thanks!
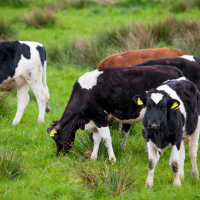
[147,106,151,110]
[161,107,166,111]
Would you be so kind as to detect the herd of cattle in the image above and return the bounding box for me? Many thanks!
[1,40,200,187]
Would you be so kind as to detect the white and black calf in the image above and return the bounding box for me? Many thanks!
[133,77,200,187]
[0,41,50,124]
[136,55,200,90]
[47,66,183,161]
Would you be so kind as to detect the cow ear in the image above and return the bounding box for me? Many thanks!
[47,124,62,136]
[167,99,180,110]
[50,120,59,126]
[132,95,147,106]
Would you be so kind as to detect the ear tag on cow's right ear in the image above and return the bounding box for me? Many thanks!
[50,129,57,137]
[171,102,179,110]
[137,98,143,105]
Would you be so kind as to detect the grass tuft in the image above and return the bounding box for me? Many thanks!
[0,19,15,40]
[21,5,56,29]
[0,147,24,179]
[65,153,137,198]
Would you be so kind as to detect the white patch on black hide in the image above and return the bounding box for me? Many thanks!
[180,55,195,62]
[78,70,103,90]
[164,77,187,84]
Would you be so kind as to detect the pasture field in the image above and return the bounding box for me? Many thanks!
[1,0,200,199]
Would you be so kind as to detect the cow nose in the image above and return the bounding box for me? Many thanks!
[150,123,158,130]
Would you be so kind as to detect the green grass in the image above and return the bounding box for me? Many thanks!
[0,65,200,199]
[0,1,200,199]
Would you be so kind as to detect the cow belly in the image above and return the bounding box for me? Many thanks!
[108,108,146,124]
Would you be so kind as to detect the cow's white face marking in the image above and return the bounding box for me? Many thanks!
[151,93,163,104]
[180,55,195,62]
[157,85,186,120]
[78,70,103,90]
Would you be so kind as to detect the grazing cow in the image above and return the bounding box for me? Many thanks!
[133,77,200,187]
[47,65,183,161]
[97,48,186,70]
[0,41,50,124]
[136,55,200,90]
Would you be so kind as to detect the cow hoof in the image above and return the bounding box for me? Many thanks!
[12,119,20,125]
[192,171,199,179]
[12,121,19,125]
[145,180,153,188]
[91,154,97,160]
[173,180,181,187]
[38,119,44,123]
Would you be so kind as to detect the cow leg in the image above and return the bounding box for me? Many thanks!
[13,83,30,125]
[189,119,200,178]
[179,141,185,179]
[121,123,131,149]
[97,126,116,162]
[30,83,46,123]
[169,145,181,186]
[146,141,158,187]
[91,131,102,160]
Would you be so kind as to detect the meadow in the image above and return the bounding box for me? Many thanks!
[0,0,200,199]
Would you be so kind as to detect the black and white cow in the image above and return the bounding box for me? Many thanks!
[119,55,200,147]
[47,65,183,161]
[0,41,50,124]
[136,55,200,90]
[133,77,200,187]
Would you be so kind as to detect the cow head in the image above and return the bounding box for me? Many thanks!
[133,90,180,130]
[47,120,76,155]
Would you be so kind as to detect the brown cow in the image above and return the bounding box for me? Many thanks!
[97,48,186,70]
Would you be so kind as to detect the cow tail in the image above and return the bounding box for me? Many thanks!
[43,47,50,113]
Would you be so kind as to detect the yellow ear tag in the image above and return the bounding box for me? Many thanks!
[50,129,57,137]
[137,98,143,105]
[171,102,179,110]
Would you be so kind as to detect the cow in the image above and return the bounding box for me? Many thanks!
[133,77,200,187]
[97,47,186,140]
[136,55,200,90]
[123,55,200,147]
[97,48,186,70]
[0,41,50,124]
[47,65,183,161]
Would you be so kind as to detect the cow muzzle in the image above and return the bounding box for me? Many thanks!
[150,123,159,130]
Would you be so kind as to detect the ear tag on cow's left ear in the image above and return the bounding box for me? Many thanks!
[137,98,143,105]
[171,102,179,110]
[50,128,57,137]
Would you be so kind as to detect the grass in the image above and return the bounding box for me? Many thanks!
[0,1,200,199]
[20,5,56,29]
[48,17,200,69]
[0,147,24,179]
[0,19,15,40]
